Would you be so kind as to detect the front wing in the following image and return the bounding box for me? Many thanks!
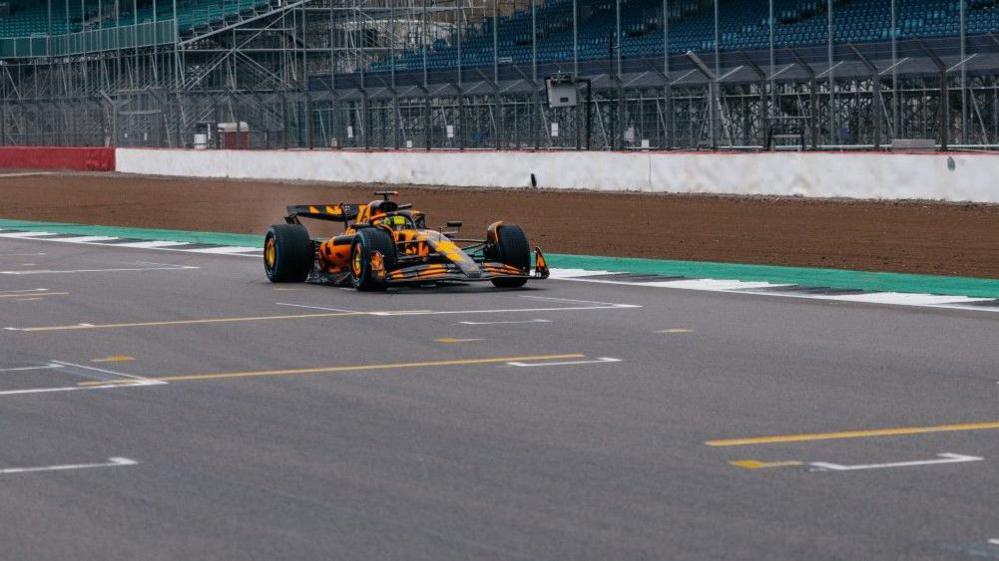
[382,248,550,285]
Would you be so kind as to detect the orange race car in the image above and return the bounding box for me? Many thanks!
[264,191,549,291]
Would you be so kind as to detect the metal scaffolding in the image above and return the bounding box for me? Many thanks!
[2,0,999,151]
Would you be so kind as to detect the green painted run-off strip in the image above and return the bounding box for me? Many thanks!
[3,217,999,299]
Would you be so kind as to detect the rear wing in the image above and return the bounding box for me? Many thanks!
[285,204,361,224]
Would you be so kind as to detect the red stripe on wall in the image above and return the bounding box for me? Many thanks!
[0,147,115,171]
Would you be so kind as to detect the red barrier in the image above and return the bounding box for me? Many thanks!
[0,147,115,171]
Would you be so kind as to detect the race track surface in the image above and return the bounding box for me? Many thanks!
[2,237,999,560]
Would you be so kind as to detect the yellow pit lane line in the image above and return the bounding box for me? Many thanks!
[706,420,999,447]
[77,353,587,386]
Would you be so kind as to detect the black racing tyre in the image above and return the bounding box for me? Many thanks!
[489,223,530,288]
[264,224,314,283]
[350,227,396,291]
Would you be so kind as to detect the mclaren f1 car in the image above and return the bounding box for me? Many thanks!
[263,191,549,290]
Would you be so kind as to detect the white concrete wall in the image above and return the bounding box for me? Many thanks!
[116,148,999,203]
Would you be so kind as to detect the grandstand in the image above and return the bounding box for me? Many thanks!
[376,0,999,71]
[0,0,997,152]
[0,0,272,37]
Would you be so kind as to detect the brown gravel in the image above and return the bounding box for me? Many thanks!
[1,172,998,278]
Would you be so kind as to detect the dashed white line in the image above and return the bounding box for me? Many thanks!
[506,357,622,367]
[0,457,137,475]
[0,288,50,294]
[275,302,357,313]
[0,363,64,373]
[809,453,984,472]
[459,319,552,325]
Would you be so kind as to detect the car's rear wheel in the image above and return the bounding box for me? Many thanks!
[264,224,314,283]
[351,227,396,291]
[487,223,530,288]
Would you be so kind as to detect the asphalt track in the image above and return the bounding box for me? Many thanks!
[2,236,999,561]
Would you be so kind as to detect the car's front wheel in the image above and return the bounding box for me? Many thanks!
[486,223,530,288]
[350,228,396,291]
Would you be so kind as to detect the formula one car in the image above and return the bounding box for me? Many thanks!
[263,191,549,290]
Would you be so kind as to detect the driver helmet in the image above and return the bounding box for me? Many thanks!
[380,215,409,230]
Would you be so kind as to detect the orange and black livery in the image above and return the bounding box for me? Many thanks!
[263,191,549,291]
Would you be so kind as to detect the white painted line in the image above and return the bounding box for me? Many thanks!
[820,292,992,306]
[506,357,622,367]
[0,363,64,373]
[550,269,793,292]
[933,304,999,313]
[47,236,120,243]
[641,279,793,291]
[0,288,49,294]
[547,268,619,279]
[809,453,983,472]
[0,264,197,275]
[988,539,999,546]
[275,302,356,313]
[0,231,61,238]
[435,338,484,343]
[183,246,262,255]
[49,360,162,384]
[108,240,191,249]
[459,319,552,325]
[0,457,137,475]
[0,378,164,397]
